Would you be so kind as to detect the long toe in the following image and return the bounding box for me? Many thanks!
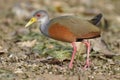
[83,59,91,70]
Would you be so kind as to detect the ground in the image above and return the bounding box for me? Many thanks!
[0,0,120,80]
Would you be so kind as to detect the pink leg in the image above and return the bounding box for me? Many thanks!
[83,40,91,69]
[69,42,77,69]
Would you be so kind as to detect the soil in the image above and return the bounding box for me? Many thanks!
[0,0,120,80]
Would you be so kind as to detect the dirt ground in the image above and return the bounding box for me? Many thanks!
[0,0,120,80]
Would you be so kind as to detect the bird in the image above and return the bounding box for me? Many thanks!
[25,10,102,69]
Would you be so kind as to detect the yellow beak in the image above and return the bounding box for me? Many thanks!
[25,17,37,28]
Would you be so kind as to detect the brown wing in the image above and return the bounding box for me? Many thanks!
[48,16,101,38]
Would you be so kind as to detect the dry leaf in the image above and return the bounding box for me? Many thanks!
[17,39,37,47]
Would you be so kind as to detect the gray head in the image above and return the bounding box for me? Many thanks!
[33,10,49,22]
[25,10,49,27]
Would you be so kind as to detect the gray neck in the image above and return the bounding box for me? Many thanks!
[40,16,50,37]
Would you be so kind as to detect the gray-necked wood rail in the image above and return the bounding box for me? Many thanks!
[25,10,102,69]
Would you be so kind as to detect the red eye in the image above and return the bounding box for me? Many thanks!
[36,14,41,17]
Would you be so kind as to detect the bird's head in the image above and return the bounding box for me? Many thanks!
[25,10,48,28]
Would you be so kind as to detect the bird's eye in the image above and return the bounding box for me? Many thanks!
[36,14,41,17]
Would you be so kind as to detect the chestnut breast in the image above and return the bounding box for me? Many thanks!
[48,23,76,42]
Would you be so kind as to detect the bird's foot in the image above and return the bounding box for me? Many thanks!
[83,59,91,70]
[68,63,73,69]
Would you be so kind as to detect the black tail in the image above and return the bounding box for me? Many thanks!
[89,13,103,25]
[89,13,109,30]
